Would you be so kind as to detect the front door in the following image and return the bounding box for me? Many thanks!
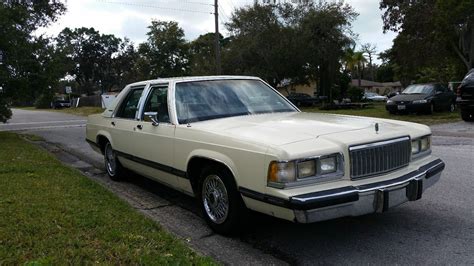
[131,85,179,188]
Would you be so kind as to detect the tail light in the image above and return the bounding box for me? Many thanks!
[457,85,462,97]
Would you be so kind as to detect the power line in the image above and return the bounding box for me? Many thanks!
[96,0,213,14]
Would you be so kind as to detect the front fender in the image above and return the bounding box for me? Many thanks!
[186,149,239,184]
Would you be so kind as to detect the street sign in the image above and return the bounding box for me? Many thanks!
[65,86,72,94]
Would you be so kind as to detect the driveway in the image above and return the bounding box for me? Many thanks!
[3,109,474,264]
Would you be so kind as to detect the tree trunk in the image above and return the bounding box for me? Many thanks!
[357,63,362,88]
[451,40,470,71]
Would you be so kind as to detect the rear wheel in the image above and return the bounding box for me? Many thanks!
[198,165,245,235]
[104,141,126,181]
[461,111,474,122]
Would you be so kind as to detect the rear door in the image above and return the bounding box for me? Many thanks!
[110,86,146,154]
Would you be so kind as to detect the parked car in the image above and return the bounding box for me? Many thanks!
[386,83,456,114]
[86,76,445,234]
[51,98,71,109]
[387,91,400,98]
[286,93,318,107]
[362,92,387,102]
[456,69,474,121]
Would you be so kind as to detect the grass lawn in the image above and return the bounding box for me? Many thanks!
[19,106,104,117]
[301,103,461,125]
[0,132,214,265]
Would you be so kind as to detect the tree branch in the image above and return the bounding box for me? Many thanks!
[451,41,470,71]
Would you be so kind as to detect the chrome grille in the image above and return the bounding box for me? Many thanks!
[349,137,411,180]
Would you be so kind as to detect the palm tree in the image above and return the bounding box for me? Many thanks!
[353,52,367,87]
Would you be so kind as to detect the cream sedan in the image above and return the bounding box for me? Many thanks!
[86,76,445,234]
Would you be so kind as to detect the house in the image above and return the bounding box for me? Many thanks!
[351,79,403,95]
[276,80,317,96]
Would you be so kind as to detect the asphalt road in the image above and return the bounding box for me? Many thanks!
[2,109,474,264]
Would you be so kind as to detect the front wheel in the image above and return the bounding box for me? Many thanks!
[198,165,245,235]
[104,142,126,181]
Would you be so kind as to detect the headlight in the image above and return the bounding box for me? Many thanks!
[411,135,431,159]
[319,156,337,174]
[297,160,316,178]
[268,154,343,188]
[413,99,428,104]
[386,99,394,104]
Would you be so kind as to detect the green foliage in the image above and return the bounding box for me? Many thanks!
[34,92,53,109]
[346,86,364,102]
[189,33,219,75]
[137,21,190,79]
[380,0,474,84]
[0,97,12,123]
[56,27,122,94]
[0,1,66,109]
[224,2,357,94]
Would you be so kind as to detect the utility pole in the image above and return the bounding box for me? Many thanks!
[214,0,221,75]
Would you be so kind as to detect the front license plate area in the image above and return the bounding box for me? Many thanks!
[376,185,413,213]
[397,105,406,110]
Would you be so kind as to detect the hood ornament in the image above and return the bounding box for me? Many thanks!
[375,123,379,134]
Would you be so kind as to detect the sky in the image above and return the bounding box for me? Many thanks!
[40,0,397,63]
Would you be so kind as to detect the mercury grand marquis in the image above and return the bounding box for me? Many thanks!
[86,76,445,234]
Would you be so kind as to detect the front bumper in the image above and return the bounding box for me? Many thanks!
[386,103,430,113]
[240,159,444,223]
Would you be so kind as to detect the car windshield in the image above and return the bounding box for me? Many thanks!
[365,92,379,97]
[175,79,297,124]
[402,85,434,94]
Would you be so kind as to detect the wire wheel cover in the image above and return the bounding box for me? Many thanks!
[202,174,229,224]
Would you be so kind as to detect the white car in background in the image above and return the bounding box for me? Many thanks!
[86,76,444,234]
[363,92,388,101]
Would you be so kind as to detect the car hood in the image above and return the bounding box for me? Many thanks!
[191,112,415,146]
[391,94,429,101]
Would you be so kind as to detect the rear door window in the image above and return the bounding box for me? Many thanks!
[115,87,145,119]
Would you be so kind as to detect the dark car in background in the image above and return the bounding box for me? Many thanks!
[286,93,318,107]
[51,98,71,109]
[386,83,456,114]
[456,69,474,121]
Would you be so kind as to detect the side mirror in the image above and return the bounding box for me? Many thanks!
[144,111,159,126]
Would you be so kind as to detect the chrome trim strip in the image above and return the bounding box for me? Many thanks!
[349,136,410,151]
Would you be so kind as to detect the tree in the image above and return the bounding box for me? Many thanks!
[224,2,356,100]
[361,43,377,81]
[297,2,357,98]
[380,0,473,83]
[56,27,122,94]
[352,51,367,87]
[0,0,66,116]
[137,20,190,79]
[189,33,220,76]
[224,4,306,87]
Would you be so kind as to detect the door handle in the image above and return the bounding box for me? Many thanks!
[137,124,143,130]
[111,121,115,126]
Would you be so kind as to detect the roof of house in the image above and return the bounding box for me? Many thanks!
[351,79,402,88]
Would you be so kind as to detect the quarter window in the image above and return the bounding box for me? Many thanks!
[116,88,144,119]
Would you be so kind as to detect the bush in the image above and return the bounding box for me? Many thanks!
[34,93,53,109]
[0,97,12,123]
[347,86,364,102]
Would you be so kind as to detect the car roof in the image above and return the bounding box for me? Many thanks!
[127,75,261,87]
